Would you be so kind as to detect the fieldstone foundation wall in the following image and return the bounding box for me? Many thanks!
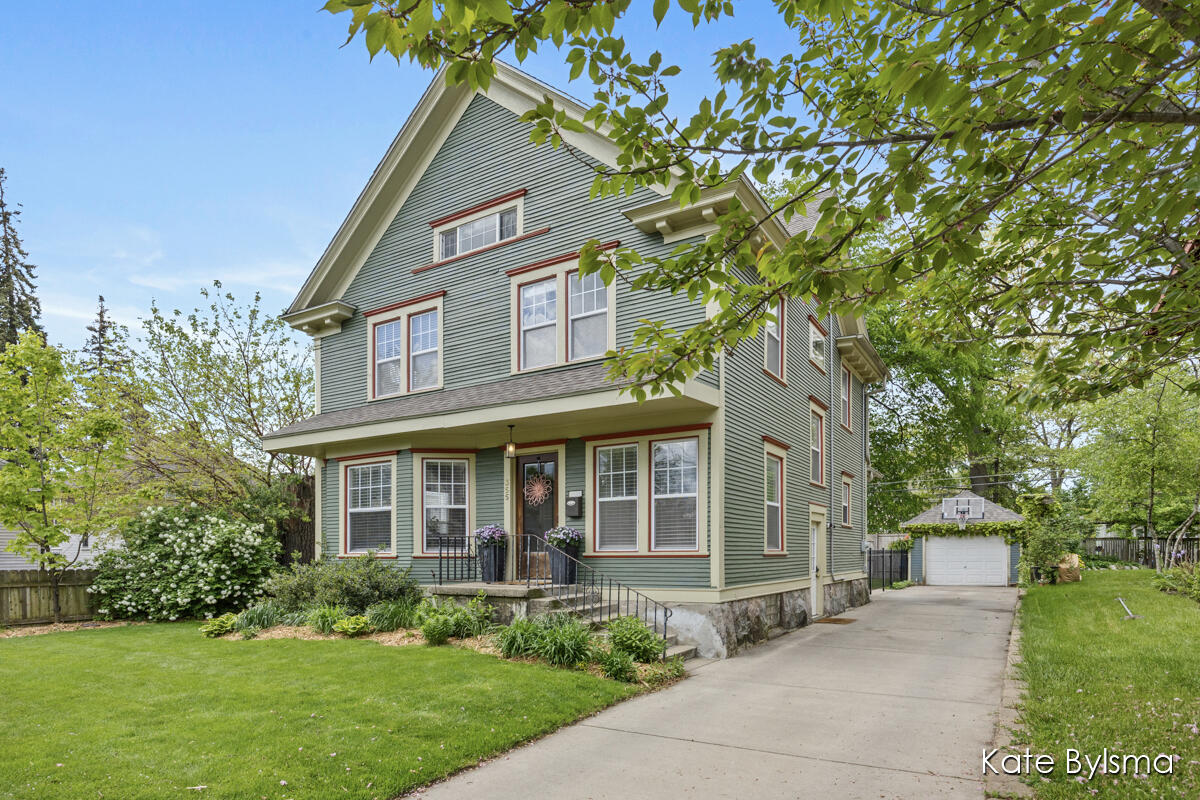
[668,588,811,659]
[823,577,870,617]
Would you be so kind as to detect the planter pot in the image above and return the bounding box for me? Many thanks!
[479,544,507,583]
[549,544,580,585]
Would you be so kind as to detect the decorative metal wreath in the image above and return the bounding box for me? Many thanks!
[523,473,553,506]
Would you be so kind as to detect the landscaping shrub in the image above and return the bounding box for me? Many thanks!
[306,604,347,634]
[240,626,261,640]
[606,616,666,662]
[1152,564,1200,602]
[887,535,914,552]
[199,612,237,638]
[536,617,593,666]
[421,614,454,645]
[641,656,687,687]
[91,504,280,621]
[263,554,421,614]
[497,618,543,658]
[235,601,281,632]
[332,615,371,637]
[447,591,494,638]
[365,599,419,632]
[594,645,637,682]
[278,610,309,626]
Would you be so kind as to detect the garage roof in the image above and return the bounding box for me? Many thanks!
[900,490,1024,527]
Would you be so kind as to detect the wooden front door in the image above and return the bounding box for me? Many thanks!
[515,453,558,580]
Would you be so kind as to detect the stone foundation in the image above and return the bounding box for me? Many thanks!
[668,577,871,659]
[823,577,870,617]
[427,583,537,625]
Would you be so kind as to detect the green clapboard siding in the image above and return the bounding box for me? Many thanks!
[722,290,868,587]
[318,94,705,414]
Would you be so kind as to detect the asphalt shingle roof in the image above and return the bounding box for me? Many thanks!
[264,362,618,441]
[900,490,1024,527]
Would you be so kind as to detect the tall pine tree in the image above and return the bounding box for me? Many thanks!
[83,294,126,372]
[0,169,42,347]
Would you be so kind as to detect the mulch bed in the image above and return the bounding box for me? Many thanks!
[0,620,141,638]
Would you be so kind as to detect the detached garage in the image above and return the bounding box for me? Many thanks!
[902,491,1022,586]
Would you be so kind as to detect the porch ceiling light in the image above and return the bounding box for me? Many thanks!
[505,424,517,459]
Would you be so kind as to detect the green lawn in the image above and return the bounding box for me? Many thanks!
[1019,570,1200,799]
[0,624,637,799]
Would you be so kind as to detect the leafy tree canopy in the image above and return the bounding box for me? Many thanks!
[325,0,1200,404]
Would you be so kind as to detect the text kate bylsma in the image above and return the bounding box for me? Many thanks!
[983,748,1175,779]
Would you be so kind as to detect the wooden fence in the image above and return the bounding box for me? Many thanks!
[1083,537,1200,565]
[0,569,98,626]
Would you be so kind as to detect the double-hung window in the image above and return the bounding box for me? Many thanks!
[841,367,852,429]
[374,319,405,397]
[409,310,438,391]
[765,455,783,551]
[596,443,638,551]
[842,477,852,526]
[520,278,557,369]
[347,462,392,553]
[422,459,468,552]
[810,410,825,485]
[652,438,699,550]
[439,207,517,261]
[765,300,784,379]
[810,318,826,371]
[568,271,608,360]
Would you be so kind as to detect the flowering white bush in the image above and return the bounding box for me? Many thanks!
[90,504,280,620]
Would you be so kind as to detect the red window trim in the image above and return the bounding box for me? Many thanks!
[808,314,828,336]
[368,298,442,401]
[413,227,551,275]
[648,435,702,554]
[582,423,711,443]
[510,438,569,450]
[765,452,785,553]
[505,240,620,278]
[417,455,470,556]
[427,188,527,229]
[335,450,399,462]
[364,290,447,319]
[592,440,641,554]
[585,553,710,559]
[761,434,791,451]
[410,448,479,454]
[342,458,394,557]
[762,369,788,387]
[841,477,852,526]
[808,394,829,411]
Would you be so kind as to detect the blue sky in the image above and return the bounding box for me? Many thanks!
[1,0,796,348]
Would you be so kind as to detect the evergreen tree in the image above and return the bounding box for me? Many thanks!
[83,294,126,372]
[0,168,42,347]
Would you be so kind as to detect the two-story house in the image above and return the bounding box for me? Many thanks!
[263,62,887,657]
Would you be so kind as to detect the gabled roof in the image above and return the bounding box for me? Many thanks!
[285,60,801,319]
[900,490,1024,527]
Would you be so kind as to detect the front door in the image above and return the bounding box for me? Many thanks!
[810,515,827,617]
[516,453,558,580]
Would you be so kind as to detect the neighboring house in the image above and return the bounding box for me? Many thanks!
[902,490,1023,586]
[262,62,887,655]
[0,526,100,571]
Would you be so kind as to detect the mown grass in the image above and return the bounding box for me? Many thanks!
[0,623,636,799]
[1018,570,1200,798]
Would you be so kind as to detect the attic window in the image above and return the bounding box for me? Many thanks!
[942,497,984,519]
[439,207,518,260]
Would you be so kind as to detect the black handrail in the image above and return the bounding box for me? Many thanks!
[434,531,673,659]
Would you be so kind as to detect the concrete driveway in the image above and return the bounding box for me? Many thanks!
[412,585,1019,800]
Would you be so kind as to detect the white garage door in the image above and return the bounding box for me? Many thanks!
[925,536,1009,586]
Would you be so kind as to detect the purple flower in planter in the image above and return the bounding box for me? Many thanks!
[545,526,584,549]
[474,525,508,545]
